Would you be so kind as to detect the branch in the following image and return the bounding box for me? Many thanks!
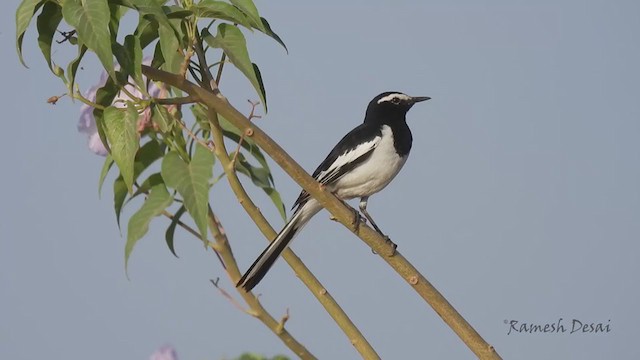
[191,39,380,358]
[206,207,317,359]
[162,205,316,358]
[142,65,502,359]
[153,95,198,105]
[208,107,380,359]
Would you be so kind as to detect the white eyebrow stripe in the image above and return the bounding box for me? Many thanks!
[377,93,411,104]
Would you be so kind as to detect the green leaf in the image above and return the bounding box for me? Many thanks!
[113,35,144,91]
[151,104,173,132]
[36,2,63,73]
[131,0,182,74]
[125,141,166,202]
[16,0,45,67]
[165,205,186,257]
[62,0,115,79]
[109,4,128,42]
[134,140,165,178]
[125,183,173,271]
[103,104,140,192]
[259,17,287,53]
[235,154,286,221]
[93,72,128,155]
[164,5,192,19]
[251,62,267,111]
[229,0,264,31]
[158,18,182,75]
[131,172,164,199]
[66,44,88,95]
[135,16,159,50]
[114,175,128,228]
[161,144,213,240]
[192,0,252,29]
[98,155,114,197]
[264,187,286,221]
[203,24,267,110]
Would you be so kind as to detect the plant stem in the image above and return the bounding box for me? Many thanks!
[206,208,318,360]
[192,36,380,359]
[160,207,317,359]
[142,65,502,360]
[208,107,381,360]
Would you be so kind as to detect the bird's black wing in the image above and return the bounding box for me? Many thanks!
[292,123,382,210]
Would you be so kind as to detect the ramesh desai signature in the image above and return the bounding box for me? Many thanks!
[504,318,611,335]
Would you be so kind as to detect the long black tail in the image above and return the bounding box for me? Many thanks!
[237,202,318,291]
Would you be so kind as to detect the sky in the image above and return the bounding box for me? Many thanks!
[2,1,640,359]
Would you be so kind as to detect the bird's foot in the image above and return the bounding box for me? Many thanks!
[329,209,366,231]
[351,208,366,232]
[371,235,397,256]
[385,236,398,257]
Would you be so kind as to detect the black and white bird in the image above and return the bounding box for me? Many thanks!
[238,91,430,291]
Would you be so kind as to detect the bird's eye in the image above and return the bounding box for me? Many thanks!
[391,97,401,105]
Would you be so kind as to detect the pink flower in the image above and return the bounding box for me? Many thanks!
[78,60,167,156]
[149,345,179,360]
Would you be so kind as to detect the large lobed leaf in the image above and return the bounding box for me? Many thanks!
[161,144,213,241]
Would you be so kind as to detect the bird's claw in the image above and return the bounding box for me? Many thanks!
[351,209,366,232]
[371,235,397,256]
[385,236,398,257]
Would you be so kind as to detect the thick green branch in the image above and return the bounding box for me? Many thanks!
[142,65,502,360]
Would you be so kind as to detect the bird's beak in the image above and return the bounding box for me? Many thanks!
[411,96,431,104]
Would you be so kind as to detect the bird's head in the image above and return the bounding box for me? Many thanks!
[365,92,430,122]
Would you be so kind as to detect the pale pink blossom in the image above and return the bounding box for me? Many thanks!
[149,345,178,360]
[78,60,167,156]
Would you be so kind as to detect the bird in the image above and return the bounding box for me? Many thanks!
[237,91,430,291]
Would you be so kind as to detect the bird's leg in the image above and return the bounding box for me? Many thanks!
[333,197,366,232]
[359,197,397,256]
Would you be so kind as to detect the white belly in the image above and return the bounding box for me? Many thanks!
[330,125,408,199]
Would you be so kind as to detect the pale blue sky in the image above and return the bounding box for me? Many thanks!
[2,1,639,359]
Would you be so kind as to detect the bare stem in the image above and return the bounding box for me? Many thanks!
[160,206,316,358]
[207,207,317,359]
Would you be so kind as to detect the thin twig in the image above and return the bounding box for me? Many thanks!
[230,100,261,166]
[210,278,248,313]
[214,53,226,86]
[72,90,106,110]
[176,120,214,152]
[206,207,317,359]
[276,308,290,334]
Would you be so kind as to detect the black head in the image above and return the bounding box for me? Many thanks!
[365,91,430,123]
